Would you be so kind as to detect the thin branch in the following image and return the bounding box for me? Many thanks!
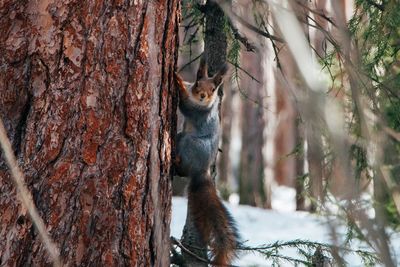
[170,242,185,266]
[227,59,261,83]
[383,126,400,142]
[231,9,285,43]
[301,15,340,51]
[178,52,203,73]
[294,0,337,27]
[182,16,200,30]
[260,22,283,70]
[227,19,257,52]
[186,25,201,45]
[232,69,275,113]
[0,118,61,267]
[171,237,210,264]
[214,0,285,43]
[170,237,240,267]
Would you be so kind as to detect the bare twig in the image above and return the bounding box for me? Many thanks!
[294,0,337,27]
[0,118,61,267]
[178,52,203,73]
[227,59,261,83]
[383,126,400,142]
[170,236,240,267]
[171,237,210,264]
[214,0,285,43]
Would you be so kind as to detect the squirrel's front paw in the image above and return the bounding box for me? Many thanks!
[174,155,181,166]
[173,155,188,177]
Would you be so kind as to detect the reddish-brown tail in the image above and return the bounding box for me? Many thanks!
[188,174,240,266]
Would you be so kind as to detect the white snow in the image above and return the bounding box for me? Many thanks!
[171,186,400,266]
[271,185,297,212]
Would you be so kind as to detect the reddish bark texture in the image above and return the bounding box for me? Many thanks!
[0,0,179,266]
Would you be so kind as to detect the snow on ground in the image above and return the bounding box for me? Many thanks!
[171,186,400,266]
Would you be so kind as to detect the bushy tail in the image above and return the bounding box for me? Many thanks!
[188,174,240,266]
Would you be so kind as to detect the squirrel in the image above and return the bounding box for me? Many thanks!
[174,57,240,266]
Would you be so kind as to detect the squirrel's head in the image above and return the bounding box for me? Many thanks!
[177,57,229,108]
[191,58,228,107]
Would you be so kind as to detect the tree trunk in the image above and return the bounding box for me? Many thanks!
[217,79,234,200]
[274,46,297,188]
[306,0,327,209]
[0,1,179,266]
[274,1,310,210]
[236,1,267,207]
[238,49,266,207]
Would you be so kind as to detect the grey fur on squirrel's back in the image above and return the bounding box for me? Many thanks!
[176,100,219,177]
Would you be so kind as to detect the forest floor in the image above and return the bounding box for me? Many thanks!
[171,186,400,266]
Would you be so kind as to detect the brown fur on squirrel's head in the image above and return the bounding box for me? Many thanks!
[187,57,229,107]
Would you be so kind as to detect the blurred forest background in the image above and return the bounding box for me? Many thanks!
[174,0,400,265]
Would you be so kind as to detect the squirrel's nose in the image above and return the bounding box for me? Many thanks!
[200,93,206,99]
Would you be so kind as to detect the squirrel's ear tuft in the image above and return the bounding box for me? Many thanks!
[196,56,208,80]
[213,64,229,89]
[174,72,186,91]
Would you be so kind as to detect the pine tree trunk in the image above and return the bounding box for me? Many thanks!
[0,1,179,266]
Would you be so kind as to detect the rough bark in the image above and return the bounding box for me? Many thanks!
[204,2,227,77]
[0,0,179,266]
[181,1,227,265]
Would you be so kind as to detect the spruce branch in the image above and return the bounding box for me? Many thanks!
[364,0,385,11]
[214,0,285,43]
[226,19,257,52]
[238,239,379,265]
[170,237,240,267]
[227,59,260,84]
